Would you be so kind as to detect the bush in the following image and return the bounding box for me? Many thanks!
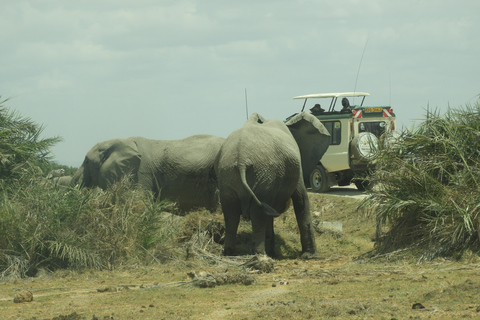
[361,103,480,261]
[0,97,61,181]
[0,173,179,278]
[0,96,187,278]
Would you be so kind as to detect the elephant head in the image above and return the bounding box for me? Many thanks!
[72,138,141,189]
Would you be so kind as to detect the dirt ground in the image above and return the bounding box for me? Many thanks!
[2,187,480,320]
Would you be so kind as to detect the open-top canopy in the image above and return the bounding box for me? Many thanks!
[293,92,370,100]
[295,92,370,112]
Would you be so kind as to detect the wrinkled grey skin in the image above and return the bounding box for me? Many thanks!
[71,135,225,212]
[214,112,330,258]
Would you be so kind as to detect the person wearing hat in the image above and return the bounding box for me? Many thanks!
[310,103,324,115]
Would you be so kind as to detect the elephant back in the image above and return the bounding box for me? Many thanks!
[135,135,225,212]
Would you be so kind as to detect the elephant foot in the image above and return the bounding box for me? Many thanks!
[223,247,237,256]
[266,251,276,259]
[300,251,322,260]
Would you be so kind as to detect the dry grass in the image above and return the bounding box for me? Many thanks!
[2,191,480,319]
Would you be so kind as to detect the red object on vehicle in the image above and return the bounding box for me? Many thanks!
[352,110,362,118]
[383,108,393,117]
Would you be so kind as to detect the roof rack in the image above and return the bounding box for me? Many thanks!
[294,92,370,112]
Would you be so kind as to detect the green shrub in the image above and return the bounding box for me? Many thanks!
[361,103,480,261]
[0,96,187,278]
[0,172,178,278]
[0,97,61,181]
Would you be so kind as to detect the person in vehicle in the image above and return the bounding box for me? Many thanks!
[341,98,351,113]
[310,103,324,115]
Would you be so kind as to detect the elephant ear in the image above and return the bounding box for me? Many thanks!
[98,138,142,189]
[286,112,331,182]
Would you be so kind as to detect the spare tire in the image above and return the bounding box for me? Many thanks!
[350,132,378,161]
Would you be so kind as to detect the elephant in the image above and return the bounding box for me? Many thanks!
[214,112,331,258]
[71,135,225,212]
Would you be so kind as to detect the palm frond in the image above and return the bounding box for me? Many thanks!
[0,98,62,180]
[363,102,480,260]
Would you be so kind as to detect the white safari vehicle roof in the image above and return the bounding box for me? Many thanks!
[293,92,370,100]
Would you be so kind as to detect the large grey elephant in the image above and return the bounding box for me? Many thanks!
[214,112,330,258]
[71,135,225,212]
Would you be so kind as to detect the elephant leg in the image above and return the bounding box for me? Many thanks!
[265,215,276,257]
[206,188,220,213]
[292,181,319,258]
[223,212,241,256]
[251,207,268,255]
[221,192,242,256]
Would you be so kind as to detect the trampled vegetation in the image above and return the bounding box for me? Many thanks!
[362,102,480,261]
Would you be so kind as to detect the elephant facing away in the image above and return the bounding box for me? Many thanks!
[71,135,225,212]
[214,112,330,258]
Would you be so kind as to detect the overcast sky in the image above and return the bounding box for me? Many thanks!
[1,0,479,167]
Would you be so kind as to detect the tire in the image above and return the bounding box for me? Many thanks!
[350,132,379,161]
[337,179,352,187]
[309,165,330,193]
[354,179,373,191]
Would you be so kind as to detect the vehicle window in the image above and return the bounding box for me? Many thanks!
[321,121,341,145]
[358,121,386,137]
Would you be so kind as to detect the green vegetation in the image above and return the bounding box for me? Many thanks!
[2,94,480,282]
[3,97,480,319]
[362,102,480,261]
[0,175,180,277]
[0,99,178,277]
[0,97,62,181]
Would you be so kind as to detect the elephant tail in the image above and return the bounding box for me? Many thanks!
[239,165,280,218]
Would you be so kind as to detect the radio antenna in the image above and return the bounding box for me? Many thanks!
[353,39,369,101]
[388,68,392,107]
[245,88,249,119]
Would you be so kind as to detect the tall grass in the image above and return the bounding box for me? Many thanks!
[0,171,179,278]
[361,103,480,261]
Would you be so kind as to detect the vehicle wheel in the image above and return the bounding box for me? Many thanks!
[309,165,330,193]
[354,179,373,191]
[337,178,352,186]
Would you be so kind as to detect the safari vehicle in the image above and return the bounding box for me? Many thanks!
[288,92,397,192]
